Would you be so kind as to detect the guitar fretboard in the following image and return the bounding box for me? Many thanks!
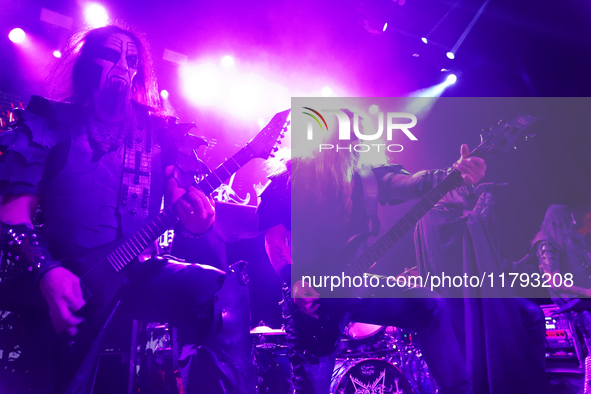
[347,168,463,277]
[106,144,259,273]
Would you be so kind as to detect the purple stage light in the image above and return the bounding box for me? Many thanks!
[9,28,26,44]
[446,52,455,60]
[383,23,388,32]
[446,74,457,85]
[160,90,169,100]
[229,81,261,119]
[321,86,333,96]
[53,50,62,58]
[421,37,428,44]
[221,55,234,68]
[180,56,292,122]
[180,63,221,105]
[84,3,108,28]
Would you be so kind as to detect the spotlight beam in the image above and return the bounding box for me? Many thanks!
[423,0,461,42]
[449,0,490,57]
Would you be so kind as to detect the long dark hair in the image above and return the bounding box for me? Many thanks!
[47,24,160,110]
[533,204,575,250]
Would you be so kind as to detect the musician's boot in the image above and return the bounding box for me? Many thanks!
[189,261,256,394]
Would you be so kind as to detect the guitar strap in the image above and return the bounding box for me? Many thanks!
[119,108,153,237]
[357,165,380,236]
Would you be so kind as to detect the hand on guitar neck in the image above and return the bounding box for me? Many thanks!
[453,144,487,186]
[167,183,215,235]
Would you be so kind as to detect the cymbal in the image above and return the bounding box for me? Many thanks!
[250,326,286,335]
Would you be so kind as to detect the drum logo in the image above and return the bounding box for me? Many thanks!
[350,369,402,394]
[361,365,375,376]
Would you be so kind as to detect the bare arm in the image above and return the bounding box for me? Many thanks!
[0,194,38,225]
[264,223,292,275]
[264,223,319,318]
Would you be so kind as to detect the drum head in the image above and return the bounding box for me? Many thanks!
[335,359,413,394]
[345,322,383,339]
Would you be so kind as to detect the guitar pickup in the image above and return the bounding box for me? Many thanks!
[141,188,149,209]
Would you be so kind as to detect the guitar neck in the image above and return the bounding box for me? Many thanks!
[347,168,463,277]
[339,115,539,277]
[106,143,259,272]
[194,144,259,195]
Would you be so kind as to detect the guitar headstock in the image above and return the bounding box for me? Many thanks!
[248,109,290,160]
[474,115,539,157]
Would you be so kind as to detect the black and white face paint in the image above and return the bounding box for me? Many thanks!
[95,33,138,92]
[92,33,138,121]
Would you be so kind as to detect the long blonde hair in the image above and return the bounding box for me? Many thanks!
[291,108,369,202]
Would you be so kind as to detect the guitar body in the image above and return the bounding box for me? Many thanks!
[50,240,132,394]
[68,240,125,296]
[62,108,292,332]
[53,109,291,391]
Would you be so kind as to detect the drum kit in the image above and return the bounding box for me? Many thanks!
[251,322,435,394]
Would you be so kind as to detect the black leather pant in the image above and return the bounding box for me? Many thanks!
[282,286,472,394]
[122,258,256,394]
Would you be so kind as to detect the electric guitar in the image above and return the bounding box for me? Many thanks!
[290,114,540,356]
[68,109,290,336]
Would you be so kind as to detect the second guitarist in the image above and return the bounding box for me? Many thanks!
[257,109,486,394]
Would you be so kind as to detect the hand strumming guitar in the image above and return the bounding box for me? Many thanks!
[40,267,85,335]
[453,144,487,185]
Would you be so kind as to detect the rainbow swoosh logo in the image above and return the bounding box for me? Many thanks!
[302,107,328,131]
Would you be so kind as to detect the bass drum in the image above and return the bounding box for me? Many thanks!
[338,323,396,359]
[331,358,413,394]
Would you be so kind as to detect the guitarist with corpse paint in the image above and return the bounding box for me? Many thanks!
[0,25,255,393]
[257,108,485,394]
[531,205,591,348]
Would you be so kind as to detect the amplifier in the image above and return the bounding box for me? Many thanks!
[541,304,584,373]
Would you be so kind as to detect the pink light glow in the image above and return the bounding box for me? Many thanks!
[9,28,26,44]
